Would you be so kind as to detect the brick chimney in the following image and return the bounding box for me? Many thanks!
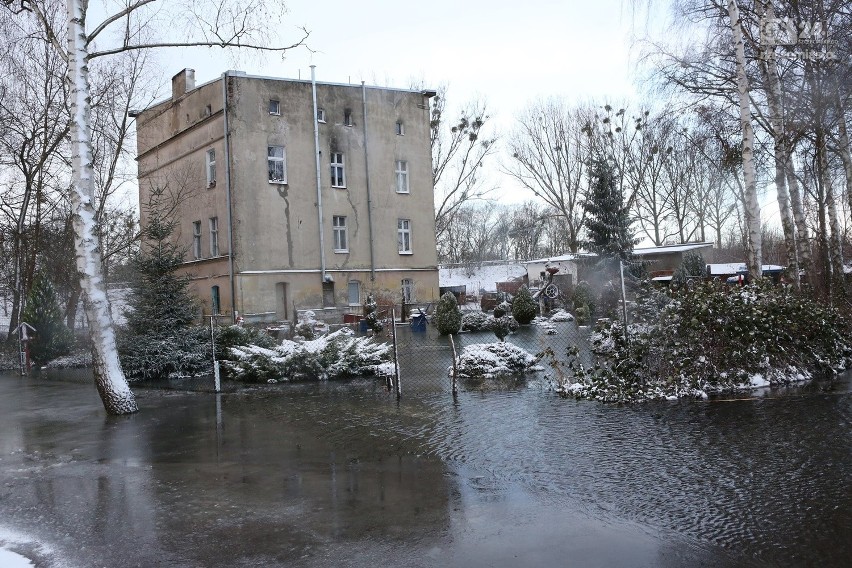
[171,69,196,100]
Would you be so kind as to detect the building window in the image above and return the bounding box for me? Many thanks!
[269,99,280,115]
[395,121,405,135]
[348,281,360,306]
[401,279,414,303]
[209,217,219,256]
[330,152,346,188]
[205,104,212,116]
[206,149,216,187]
[192,221,202,259]
[333,215,348,252]
[317,108,326,123]
[344,109,352,126]
[211,285,221,315]
[395,160,409,194]
[397,219,412,254]
[267,145,287,183]
[322,281,335,307]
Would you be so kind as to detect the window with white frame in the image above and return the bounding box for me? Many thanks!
[395,121,405,136]
[401,278,414,303]
[267,145,287,183]
[209,217,219,256]
[397,219,412,253]
[317,108,326,122]
[192,221,202,259]
[269,99,280,115]
[347,280,360,306]
[333,216,348,252]
[395,160,409,194]
[330,152,346,188]
[206,149,216,187]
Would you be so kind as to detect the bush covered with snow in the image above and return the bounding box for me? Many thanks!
[222,328,391,382]
[549,309,574,322]
[552,282,852,402]
[455,342,540,379]
[461,310,491,332]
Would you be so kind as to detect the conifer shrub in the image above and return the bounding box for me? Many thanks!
[435,292,462,335]
[462,310,491,332]
[22,274,72,364]
[672,251,706,287]
[511,285,537,324]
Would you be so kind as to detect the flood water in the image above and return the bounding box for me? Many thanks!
[0,367,850,567]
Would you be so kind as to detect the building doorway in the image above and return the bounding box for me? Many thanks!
[322,281,335,308]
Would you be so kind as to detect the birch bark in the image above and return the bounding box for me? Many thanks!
[67,0,137,415]
[758,0,798,286]
[727,0,762,281]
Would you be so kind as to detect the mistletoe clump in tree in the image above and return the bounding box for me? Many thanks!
[511,285,537,324]
[435,292,462,335]
[119,187,208,381]
[22,274,73,365]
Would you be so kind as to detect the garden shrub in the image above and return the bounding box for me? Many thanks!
[555,282,852,402]
[22,274,72,365]
[462,311,491,332]
[456,342,540,379]
[511,285,537,324]
[435,292,462,335]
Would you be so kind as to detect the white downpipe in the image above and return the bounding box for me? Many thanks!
[221,72,237,323]
[311,66,327,282]
[362,82,376,281]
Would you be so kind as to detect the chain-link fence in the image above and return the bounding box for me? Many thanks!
[387,309,595,397]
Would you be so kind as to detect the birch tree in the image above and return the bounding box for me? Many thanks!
[2,0,307,415]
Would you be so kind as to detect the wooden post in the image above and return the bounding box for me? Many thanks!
[449,333,459,397]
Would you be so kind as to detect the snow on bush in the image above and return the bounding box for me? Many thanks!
[550,282,852,403]
[511,285,537,324]
[435,292,462,335]
[461,311,491,332]
[43,351,92,369]
[454,342,540,379]
[223,328,391,382]
[549,309,575,322]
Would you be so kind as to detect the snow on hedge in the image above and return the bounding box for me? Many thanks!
[454,342,541,379]
[224,328,391,382]
[549,309,575,322]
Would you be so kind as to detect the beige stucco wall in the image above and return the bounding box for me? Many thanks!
[135,70,439,322]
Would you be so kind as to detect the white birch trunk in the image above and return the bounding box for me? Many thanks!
[67,0,137,415]
[818,134,845,296]
[786,151,813,284]
[759,1,798,286]
[834,94,852,225]
[728,0,762,281]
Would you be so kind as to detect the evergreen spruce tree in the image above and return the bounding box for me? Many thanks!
[511,285,537,324]
[435,292,462,335]
[672,251,707,287]
[119,187,208,380]
[22,273,73,364]
[583,158,637,263]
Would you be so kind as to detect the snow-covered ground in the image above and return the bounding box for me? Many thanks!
[439,262,527,295]
[0,548,33,567]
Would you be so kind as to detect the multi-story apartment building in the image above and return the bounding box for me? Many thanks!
[134,69,439,323]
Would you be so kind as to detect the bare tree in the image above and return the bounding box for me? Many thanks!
[506,99,593,253]
[2,0,308,415]
[431,88,497,252]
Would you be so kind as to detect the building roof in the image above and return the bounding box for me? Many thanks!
[523,252,596,265]
[632,242,715,256]
[707,263,785,275]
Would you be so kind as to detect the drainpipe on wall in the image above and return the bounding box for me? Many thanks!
[222,71,237,323]
[311,65,327,283]
[362,81,376,281]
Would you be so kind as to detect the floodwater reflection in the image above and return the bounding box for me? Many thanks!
[0,369,850,567]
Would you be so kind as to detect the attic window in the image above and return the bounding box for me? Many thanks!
[395,121,405,136]
[317,108,326,123]
[344,109,352,126]
[269,99,280,115]
[205,104,212,116]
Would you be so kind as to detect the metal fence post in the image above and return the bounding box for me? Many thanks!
[210,316,220,392]
[391,307,401,399]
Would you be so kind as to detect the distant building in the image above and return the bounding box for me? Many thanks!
[134,69,439,323]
